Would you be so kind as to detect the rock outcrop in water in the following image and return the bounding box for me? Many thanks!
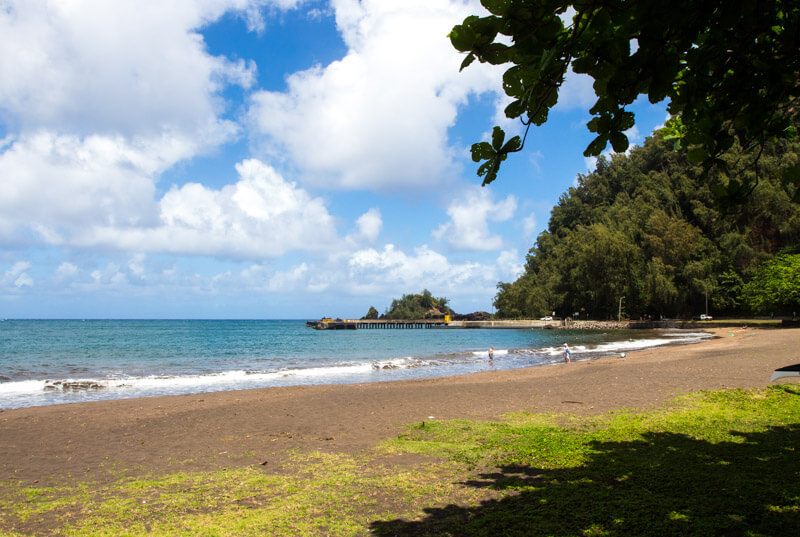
[43,380,106,391]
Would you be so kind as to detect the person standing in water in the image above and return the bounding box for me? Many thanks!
[488,346,494,365]
[563,343,571,363]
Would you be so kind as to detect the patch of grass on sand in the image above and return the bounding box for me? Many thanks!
[378,385,800,536]
[0,452,484,537]
[2,385,799,536]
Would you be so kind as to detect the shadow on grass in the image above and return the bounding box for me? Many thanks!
[370,424,800,536]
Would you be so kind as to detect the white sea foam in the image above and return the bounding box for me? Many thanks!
[471,349,509,357]
[0,360,426,408]
[538,331,711,358]
[371,357,427,370]
[0,379,50,395]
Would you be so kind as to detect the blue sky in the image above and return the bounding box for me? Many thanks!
[0,0,667,319]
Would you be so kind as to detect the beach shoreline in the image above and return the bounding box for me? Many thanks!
[0,322,712,410]
[1,327,798,487]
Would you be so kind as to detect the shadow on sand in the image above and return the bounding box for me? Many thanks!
[371,419,800,536]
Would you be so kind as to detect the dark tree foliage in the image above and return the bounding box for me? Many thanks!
[741,253,800,315]
[363,306,380,319]
[450,1,800,207]
[382,289,454,320]
[493,133,800,319]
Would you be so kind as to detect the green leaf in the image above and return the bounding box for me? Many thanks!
[687,147,709,163]
[477,156,498,181]
[584,135,608,157]
[502,67,523,96]
[529,104,550,125]
[501,135,522,154]
[648,77,672,103]
[610,132,629,153]
[587,115,611,135]
[617,111,635,131]
[571,55,594,74]
[479,153,507,186]
[661,117,686,141]
[470,141,495,163]
[448,20,477,52]
[504,99,525,119]
[491,126,505,151]
[481,43,510,65]
[538,47,560,73]
[460,53,476,71]
[481,0,511,16]
[684,131,708,146]
[715,133,735,153]
[470,16,502,43]
[536,19,564,42]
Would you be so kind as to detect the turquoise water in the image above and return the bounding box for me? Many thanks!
[0,320,710,408]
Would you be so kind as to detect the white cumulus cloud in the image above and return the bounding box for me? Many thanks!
[340,242,509,302]
[80,159,340,259]
[0,132,165,242]
[247,0,503,191]
[0,0,304,252]
[354,208,382,242]
[0,0,286,137]
[496,249,524,281]
[433,187,517,251]
[2,261,33,289]
[522,213,538,239]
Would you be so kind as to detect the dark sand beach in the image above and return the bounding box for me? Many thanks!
[1,327,798,486]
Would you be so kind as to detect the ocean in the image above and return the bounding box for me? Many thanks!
[0,320,712,409]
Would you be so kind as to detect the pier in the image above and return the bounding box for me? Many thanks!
[306,318,449,330]
[305,317,564,330]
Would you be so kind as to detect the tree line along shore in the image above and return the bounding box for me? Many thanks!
[493,134,800,322]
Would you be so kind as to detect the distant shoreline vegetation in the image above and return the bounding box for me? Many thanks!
[362,289,491,321]
[363,289,452,320]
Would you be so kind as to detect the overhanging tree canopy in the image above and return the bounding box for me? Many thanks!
[450,0,800,206]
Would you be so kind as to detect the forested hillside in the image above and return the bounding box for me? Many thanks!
[495,132,800,319]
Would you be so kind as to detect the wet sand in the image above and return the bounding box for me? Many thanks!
[1,327,798,486]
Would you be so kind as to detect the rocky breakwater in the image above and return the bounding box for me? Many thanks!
[43,380,107,391]
[566,320,647,330]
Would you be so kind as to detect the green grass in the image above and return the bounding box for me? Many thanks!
[2,385,799,536]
